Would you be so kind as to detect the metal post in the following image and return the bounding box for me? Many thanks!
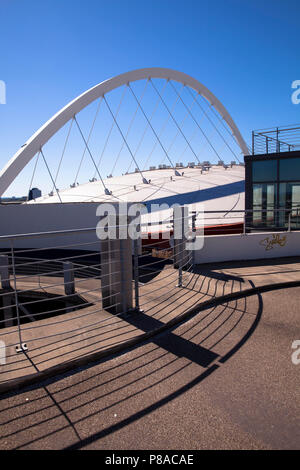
[173,206,189,287]
[178,209,183,287]
[191,211,196,233]
[0,255,11,290]
[133,239,140,312]
[63,262,75,296]
[288,211,291,232]
[10,240,27,353]
[191,211,197,264]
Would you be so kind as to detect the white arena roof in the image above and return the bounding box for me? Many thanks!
[27,165,245,232]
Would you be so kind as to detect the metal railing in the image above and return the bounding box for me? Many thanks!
[189,207,300,234]
[0,206,299,388]
[252,125,300,155]
[0,210,195,387]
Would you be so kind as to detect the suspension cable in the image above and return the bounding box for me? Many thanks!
[103,93,148,184]
[128,82,179,173]
[165,97,197,157]
[126,79,168,174]
[26,151,40,201]
[40,148,62,203]
[169,80,224,164]
[73,115,110,194]
[200,95,237,140]
[110,79,150,176]
[150,79,202,166]
[174,94,214,163]
[53,118,74,192]
[186,87,241,163]
[73,97,103,185]
[142,82,184,171]
[93,87,127,178]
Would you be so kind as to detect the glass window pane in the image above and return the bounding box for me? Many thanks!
[279,182,300,229]
[266,184,276,227]
[278,183,287,228]
[279,158,300,181]
[252,160,277,182]
[252,183,277,227]
[253,184,262,224]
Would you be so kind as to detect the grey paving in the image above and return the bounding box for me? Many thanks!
[0,285,299,450]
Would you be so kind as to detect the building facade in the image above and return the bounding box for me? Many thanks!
[245,126,300,231]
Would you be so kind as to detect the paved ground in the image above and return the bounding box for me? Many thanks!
[0,281,299,450]
[0,260,252,384]
[203,256,300,287]
[3,256,300,386]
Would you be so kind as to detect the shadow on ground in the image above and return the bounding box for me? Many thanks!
[0,277,263,450]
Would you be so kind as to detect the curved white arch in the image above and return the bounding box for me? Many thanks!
[0,67,248,196]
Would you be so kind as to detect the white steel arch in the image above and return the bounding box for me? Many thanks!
[0,68,248,196]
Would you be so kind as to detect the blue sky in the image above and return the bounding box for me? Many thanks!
[0,0,299,196]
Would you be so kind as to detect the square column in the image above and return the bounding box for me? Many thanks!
[101,217,133,315]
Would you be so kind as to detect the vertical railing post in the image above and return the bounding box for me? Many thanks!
[191,211,197,264]
[288,211,291,232]
[191,211,196,233]
[173,207,182,287]
[10,240,27,352]
[63,261,75,313]
[63,261,75,296]
[178,247,183,288]
[0,255,11,290]
[173,206,189,287]
[133,238,140,312]
[0,255,13,328]
[119,237,126,314]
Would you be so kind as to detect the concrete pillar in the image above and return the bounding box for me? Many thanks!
[173,206,191,283]
[101,237,133,314]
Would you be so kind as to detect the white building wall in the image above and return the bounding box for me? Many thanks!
[194,231,300,264]
[0,203,102,250]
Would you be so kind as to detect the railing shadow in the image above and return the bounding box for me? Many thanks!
[0,284,263,450]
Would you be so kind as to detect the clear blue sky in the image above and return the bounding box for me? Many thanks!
[0,0,299,196]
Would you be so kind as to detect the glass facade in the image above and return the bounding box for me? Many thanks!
[250,156,300,230]
[252,183,277,228]
[279,158,300,181]
[252,160,277,182]
[279,182,300,229]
